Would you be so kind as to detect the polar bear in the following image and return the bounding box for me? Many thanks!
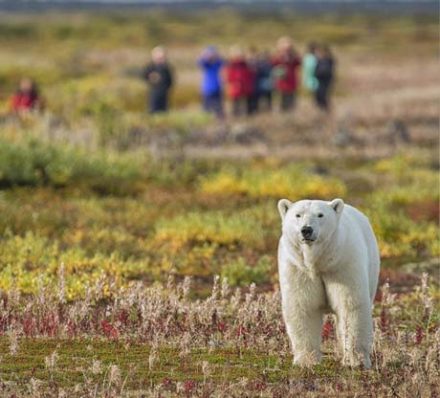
[277,198,380,368]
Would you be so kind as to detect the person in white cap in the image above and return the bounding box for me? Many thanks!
[144,46,174,113]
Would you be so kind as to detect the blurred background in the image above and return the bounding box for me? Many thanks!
[0,0,438,298]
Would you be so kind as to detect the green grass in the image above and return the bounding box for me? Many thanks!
[0,338,372,388]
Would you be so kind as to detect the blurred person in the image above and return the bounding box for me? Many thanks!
[10,78,43,113]
[225,45,255,117]
[198,46,225,119]
[314,44,335,111]
[246,47,273,114]
[246,46,259,115]
[302,42,318,94]
[272,36,301,112]
[144,46,174,114]
[254,49,273,112]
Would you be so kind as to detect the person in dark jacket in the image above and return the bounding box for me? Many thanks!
[144,46,173,114]
[272,37,301,112]
[10,78,43,114]
[314,45,335,111]
[246,46,259,115]
[198,46,224,119]
[225,46,255,117]
[254,50,273,112]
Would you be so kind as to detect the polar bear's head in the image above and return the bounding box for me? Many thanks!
[278,198,344,245]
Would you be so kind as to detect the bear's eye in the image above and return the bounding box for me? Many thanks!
[295,214,301,218]
[318,213,324,218]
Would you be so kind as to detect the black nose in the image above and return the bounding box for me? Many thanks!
[301,226,314,238]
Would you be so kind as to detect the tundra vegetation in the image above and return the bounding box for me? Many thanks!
[0,8,438,397]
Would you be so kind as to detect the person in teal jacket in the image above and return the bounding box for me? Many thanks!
[302,42,318,93]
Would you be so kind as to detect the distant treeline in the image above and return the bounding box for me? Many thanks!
[0,1,438,16]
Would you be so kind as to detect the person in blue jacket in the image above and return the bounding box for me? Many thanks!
[198,46,224,119]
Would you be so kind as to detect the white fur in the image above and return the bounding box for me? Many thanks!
[277,198,380,368]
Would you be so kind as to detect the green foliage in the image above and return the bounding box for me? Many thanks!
[221,256,272,286]
[361,154,439,259]
[0,137,143,194]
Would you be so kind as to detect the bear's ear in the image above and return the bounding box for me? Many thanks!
[278,199,292,221]
[329,198,344,215]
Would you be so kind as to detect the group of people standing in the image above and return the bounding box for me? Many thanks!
[143,36,335,118]
[8,37,334,119]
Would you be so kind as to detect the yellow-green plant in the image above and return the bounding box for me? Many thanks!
[154,211,264,251]
[200,166,347,200]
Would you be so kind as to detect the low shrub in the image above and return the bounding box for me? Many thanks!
[154,210,264,250]
[0,137,143,195]
[200,165,347,200]
[221,255,273,286]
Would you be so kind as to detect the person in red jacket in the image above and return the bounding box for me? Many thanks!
[272,37,301,112]
[225,46,255,117]
[10,78,43,114]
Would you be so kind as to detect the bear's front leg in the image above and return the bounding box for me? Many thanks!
[283,307,324,367]
[337,303,373,369]
[325,270,373,369]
